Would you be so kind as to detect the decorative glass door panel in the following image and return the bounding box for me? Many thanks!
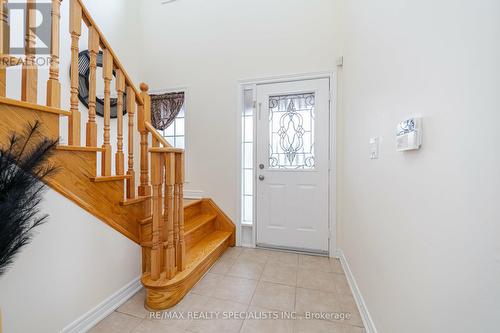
[268,93,315,170]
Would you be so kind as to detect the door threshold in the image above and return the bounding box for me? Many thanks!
[256,243,328,256]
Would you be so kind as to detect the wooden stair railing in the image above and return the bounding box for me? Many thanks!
[0,0,235,311]
[150,147,186,280]
[0,0,145,194]
[138,84,187,279]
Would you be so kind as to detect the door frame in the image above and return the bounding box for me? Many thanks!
[236,71,337,257]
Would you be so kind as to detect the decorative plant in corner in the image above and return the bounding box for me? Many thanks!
[0,121,59,277]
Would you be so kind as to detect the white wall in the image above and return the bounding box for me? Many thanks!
[0,189,141,333]
[1,1,144,332]
[339,0,500,332]
[139,0,342,222]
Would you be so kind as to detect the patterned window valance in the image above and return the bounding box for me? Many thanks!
[150,92,185,130]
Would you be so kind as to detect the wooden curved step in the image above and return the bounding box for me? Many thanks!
[142,230,232,310]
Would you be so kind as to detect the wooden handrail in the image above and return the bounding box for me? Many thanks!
[76,0,143,106]
[145,122,173,148]
[149,147,184,154]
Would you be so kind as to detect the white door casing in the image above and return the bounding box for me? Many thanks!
[256,78,330,253]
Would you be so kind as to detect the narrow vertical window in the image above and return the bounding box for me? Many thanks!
[241,89,254,225]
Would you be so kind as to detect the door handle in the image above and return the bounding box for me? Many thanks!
[259,175,265,181]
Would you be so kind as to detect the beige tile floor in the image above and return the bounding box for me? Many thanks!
[89,247,366,333]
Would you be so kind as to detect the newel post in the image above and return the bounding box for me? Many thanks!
[138,83,152,199]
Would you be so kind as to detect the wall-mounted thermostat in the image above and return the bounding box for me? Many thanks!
[396,117,422,151]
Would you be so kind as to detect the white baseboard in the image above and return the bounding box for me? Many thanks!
[61,277,142,333]
[335,249,378,333]
[184,190,204,199]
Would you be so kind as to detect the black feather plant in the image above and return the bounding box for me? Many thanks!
[0,121,59,276]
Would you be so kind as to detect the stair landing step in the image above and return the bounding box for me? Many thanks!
[185,213,217,235]
[142,230,231,287]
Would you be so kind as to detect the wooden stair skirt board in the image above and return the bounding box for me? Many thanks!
[140,199,236,310]
[0,101,143,243]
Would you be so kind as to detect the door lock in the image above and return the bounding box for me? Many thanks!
[259,164,265,170]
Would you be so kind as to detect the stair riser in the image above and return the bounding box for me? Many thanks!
[0,103,59,146]
[185,219,216,250]
[184,202,202,221]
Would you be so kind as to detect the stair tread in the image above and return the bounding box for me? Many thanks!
[185,213,217,234]
[186,230,231,265]
[90,175,131,182]
[0,96,72,116]
[120,196,151,206]
[143,230,232,286]
[57,145,104,152]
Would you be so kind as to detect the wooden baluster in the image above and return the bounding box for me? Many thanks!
[86,26,99,147]
[0,0,10,97]
[21,0,37,103]
[46,0,61,107]
[68,0,82,145]
[164,152,176,278]
[126,86,136,199]
[115,69,125,175]
[138,83,151,198]
[176,152,186,271]
[173,155,179,270]
[150,152,163,281]
[101,49,112,176]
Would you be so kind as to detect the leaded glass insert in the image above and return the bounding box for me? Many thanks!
[269,93,315,169]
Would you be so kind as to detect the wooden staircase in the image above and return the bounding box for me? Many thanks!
[140,198,235,309]
[0,0,235,310]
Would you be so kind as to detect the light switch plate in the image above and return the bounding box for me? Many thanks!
[369,137,380,159]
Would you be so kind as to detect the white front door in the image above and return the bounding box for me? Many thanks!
[256,78,330,253]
